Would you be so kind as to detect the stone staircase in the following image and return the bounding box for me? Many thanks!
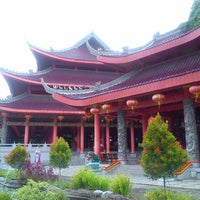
[69,151,86,166]
[127,151,141,165]
[68,151,141,166]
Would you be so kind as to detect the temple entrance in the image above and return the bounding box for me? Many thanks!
[127,121,143,152]
[29,126,49,144]
[84,127,94,151]
[8,126,23,143]
[58,127,75,149]
[109,127,118,151]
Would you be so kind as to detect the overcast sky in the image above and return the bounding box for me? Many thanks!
[0,0,194,98]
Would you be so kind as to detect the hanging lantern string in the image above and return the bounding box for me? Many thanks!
[58,115,64,127]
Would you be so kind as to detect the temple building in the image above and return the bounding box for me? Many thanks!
[0,26,200,165]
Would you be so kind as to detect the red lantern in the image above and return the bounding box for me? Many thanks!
[102,104,111,114]
[126,99,138,111]
[90,107,99,115]
[152,94,165,109]
[58,115,64,121]
[58,115,64,127]
[189,85,200,102]
[82,112,92,122]
[105,115,115,123]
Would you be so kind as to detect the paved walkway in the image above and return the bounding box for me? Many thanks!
[1,162,200,190]
[59,164,200,190]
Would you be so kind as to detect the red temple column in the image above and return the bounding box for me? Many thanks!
[52,117,58,143]
[80,119,85,155]
[94,113,100,155]
[130,121,135,154]
[24,115,31,145]
[90,108,100,155]
[76,126,80,151]
[142,114,148,137]
[142,114,148,151]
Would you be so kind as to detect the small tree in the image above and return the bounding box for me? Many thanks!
[140,113,188,191]
[5,144,29,170]
[50,137,72,177]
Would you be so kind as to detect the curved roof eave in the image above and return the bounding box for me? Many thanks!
[30,46,105,65]
[52,71,200,107]
[98,27,200,64]
[0,106,85,114]
[2,71,41,85]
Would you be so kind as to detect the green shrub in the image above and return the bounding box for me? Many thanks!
[0,169,7,177]
[145,188,196,200]
[5,144,29,170]
[110,174,132,197]
[96,175,110,191]
[48,180,71,189]
[0,169,19,181]
[71,168,109,191]
[13,179,68,200]
[0,191,11,200]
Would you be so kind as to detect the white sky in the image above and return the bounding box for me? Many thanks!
[0,0,194,98]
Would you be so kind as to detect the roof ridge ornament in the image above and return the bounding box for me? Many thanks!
[153,32,160,40]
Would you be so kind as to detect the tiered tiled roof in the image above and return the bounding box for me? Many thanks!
[0,93,84,114]
[49,52,200,104]
[1,68,121,86]
[1,27,200,112]
[97,26,200,66]
[94,27,200,57]
[29,32,110,65]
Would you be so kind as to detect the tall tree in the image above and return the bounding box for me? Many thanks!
[50,137,72,177]
[140,114,188,191]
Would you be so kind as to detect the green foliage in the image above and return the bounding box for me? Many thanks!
[5,144,29,170]
[140,114,188,181]
[0,169,19,181]
[50,137,72,176]
[0,129,2,143]
[110,174,132,197]
[47,180,71,189]
[0,191,11,200]
[179,0,200,30]
[145,188,196,200]
[13,179,68,200]
[71,168,109,191]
